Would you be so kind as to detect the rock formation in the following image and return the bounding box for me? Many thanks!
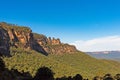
[47,37,61,45]
[0,22,77,55]
[0,22,47,55]
[33,33,78,54]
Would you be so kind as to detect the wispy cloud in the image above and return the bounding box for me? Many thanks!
[70,36,120,52]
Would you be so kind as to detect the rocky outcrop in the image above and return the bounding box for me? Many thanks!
[33,33,78,54]
[0,22,47,55]
[0,22,77,55]
[0,26,10,56]
[49,44,77,54]
[47,37,61,45]
[8,28,32,48]
[9,28,47,55]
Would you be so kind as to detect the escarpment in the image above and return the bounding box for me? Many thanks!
[33,33,78,54]
[0,22,78,55]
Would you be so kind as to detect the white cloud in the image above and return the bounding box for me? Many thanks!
[70,36,120,52]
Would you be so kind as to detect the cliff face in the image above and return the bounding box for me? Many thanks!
[8,28,33,48]
[0,22,77,55]
[34,33,77,54]
[0,26,10,56]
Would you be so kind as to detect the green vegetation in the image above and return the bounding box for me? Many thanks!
[49,52,120,79]
[33,33,47,40]
[3,47,78,78]
[2,47,120,79]
[0,22,31,32]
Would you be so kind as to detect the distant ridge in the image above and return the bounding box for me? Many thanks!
[86,51,120,60]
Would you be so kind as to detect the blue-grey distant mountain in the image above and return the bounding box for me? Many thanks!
[86,51,120,61]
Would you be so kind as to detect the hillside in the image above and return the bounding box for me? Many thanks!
[2,48,120,79]
[3,47,79,78]
[49,52,120,79]
[3,48,120,79]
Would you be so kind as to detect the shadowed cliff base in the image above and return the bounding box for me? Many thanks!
[0,27,10,56]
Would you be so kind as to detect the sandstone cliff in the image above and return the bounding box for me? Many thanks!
[0,22,77,55]
[33,33,77,54]
[0,22,47,55]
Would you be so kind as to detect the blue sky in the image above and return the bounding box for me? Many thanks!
[1,0,120,51]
